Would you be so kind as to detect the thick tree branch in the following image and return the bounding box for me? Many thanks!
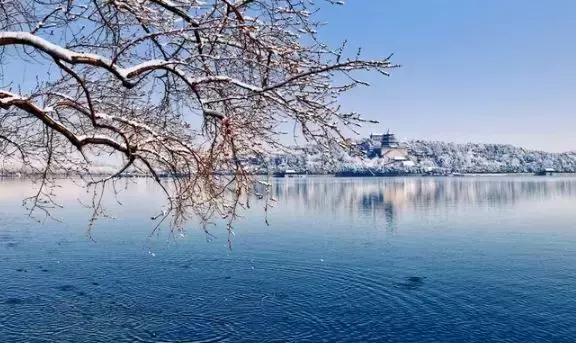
[0,0,397,240]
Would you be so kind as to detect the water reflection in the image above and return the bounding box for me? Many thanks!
[271,177,576,230]
[3,177,576,342]
[2,176,576,235]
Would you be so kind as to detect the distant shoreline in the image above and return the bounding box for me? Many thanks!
[333,172,576,178]
[3,172,576,179]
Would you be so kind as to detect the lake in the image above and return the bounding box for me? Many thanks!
[1,177,576,342]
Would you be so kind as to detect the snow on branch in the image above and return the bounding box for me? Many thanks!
[0,0,397,242]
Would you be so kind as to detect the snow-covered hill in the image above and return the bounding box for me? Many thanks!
[265,140,576,174]
[404,140,576,173]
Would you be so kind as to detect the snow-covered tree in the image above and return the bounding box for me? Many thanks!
[405,140,576,173]
[0,0,396,236]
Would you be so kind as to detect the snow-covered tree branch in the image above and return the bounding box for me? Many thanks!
[0,0,397,239]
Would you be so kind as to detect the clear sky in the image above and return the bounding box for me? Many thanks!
[317,0,576,152]
[3,1,574,152]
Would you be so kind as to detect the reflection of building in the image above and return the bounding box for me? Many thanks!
[264,177,576,233]
[269,177,576,214]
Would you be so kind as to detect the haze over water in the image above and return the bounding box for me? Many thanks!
[1,177,576,342]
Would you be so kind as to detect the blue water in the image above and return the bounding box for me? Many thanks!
[2,177,576,342]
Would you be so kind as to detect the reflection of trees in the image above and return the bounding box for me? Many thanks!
[270,177,576,230]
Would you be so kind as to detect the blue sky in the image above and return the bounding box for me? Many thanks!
[317,0,576,152]
[3,1,574,152]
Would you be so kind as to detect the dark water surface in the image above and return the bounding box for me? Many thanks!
[2,177,576,342]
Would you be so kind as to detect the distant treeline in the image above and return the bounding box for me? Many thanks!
[405,140,576,173]
[265,140,576,174]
